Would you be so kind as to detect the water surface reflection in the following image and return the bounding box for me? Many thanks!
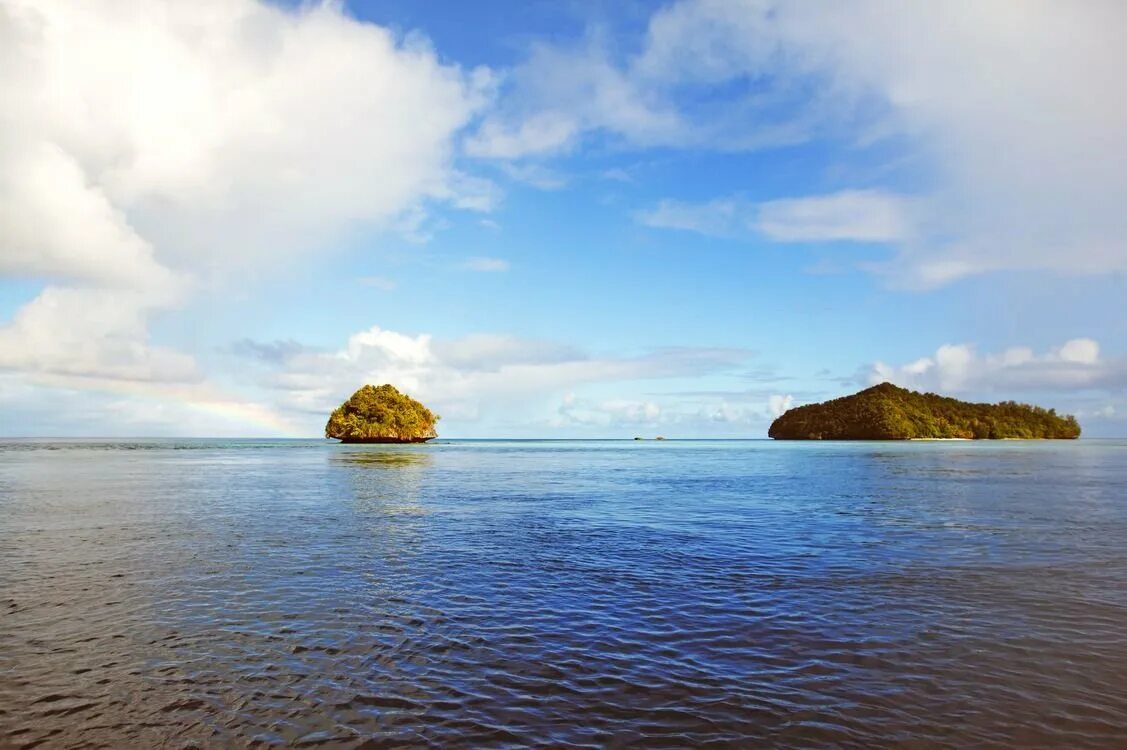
[2,439,1126,747]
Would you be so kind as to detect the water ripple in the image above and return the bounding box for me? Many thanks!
[2,439,1126,747]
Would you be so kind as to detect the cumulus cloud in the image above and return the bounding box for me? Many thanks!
[0,143,175,290]
[0,287,200,382]
[1057,338,1101,366]
[868,338,1124,393]
[0,0,490,388]
[482,0,1127,284]
[768,394,794,418]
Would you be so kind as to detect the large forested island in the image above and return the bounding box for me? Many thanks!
[325,384,439,443]
[769,383,1080,440]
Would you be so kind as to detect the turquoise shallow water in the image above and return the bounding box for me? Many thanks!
[1,438,1126,748]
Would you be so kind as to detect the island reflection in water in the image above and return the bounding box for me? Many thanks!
[2,438,1126,748]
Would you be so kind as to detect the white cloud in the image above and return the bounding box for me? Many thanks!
[432,334,581,372]
[636,198,744,237]
[465,34,685,158]
[358,276,398,292]
[252,324,756,431]
[553,395,662,428]
[497,162,569,190]
[0,142,175,290]
[551,390,799,434]
[637,189,911,243]
[1055,400,1127,436]
[4,0,490,269]
[466,13,820,160]
[0,0,489,388]
[768,394,794,418]
[0,373,304,437]
[869,338,1118,393]
[601,168,633,183]
[482,0,1127,284]
[467,112,582,160]
[0,287,199,383]
[463,257,511,272]
[1058,338,1100,366]
[757,191,912,243]
[0,315,774,436]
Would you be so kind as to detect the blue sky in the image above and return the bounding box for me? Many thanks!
[1,0,1125,437]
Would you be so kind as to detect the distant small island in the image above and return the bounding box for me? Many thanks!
[769,383,1080,440]
[325,384,439,443]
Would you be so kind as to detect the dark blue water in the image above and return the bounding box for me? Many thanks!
[2,439,1126,748]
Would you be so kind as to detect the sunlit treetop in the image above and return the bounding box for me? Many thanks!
[769,383,1081,440]
[325,384,439,443]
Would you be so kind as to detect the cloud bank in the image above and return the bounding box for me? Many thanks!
[868,338,1125,394]
[486,0,1127,285]
[0,0,489,388]
[241,324,758,431]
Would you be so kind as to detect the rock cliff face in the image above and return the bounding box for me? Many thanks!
[325,384,439,443]
[769,383,1081,440]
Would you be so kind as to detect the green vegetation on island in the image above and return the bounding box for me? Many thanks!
[768,383,1080,440]
[325,384,439,443]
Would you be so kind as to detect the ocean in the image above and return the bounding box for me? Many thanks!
[2,438,1126,747]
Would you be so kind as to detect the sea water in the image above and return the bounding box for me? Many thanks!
[2,439,1126,747]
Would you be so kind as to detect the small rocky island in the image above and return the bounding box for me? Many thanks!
[325,384,439,443]
[769,383,1081,440]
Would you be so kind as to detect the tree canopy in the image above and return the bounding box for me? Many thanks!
[769,382,1081,440]
[325,384,439,443]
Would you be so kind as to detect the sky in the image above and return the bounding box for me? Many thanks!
[1,0,1125,438]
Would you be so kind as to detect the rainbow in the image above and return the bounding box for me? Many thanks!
[41,375,307,437]
[176,395,305,437]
